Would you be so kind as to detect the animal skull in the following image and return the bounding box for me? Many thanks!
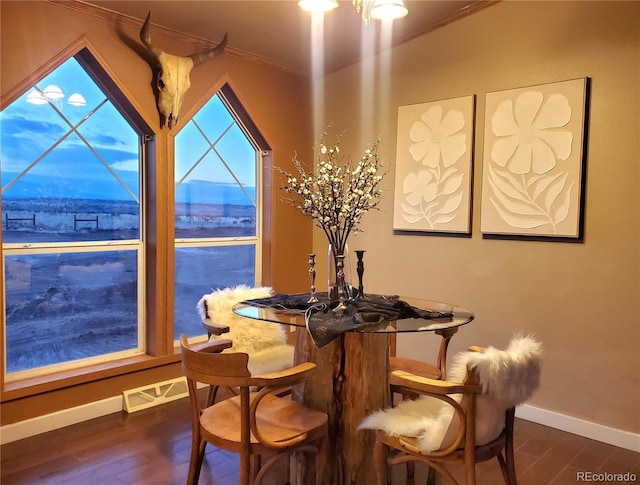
[140,12,227,129]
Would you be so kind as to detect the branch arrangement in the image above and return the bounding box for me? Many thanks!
[279,129,385,253]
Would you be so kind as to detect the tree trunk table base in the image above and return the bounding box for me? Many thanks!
[293,329,390,485]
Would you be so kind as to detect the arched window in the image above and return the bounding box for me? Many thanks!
[173,84,268,339]
[1,47,151,379]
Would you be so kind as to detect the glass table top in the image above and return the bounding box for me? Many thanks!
[232,294,474,334]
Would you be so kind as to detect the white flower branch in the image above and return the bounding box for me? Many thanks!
[279,129,385,253]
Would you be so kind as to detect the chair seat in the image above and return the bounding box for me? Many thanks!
[378,428,507,463]
[389,356,442,380]
[201,392,328,452]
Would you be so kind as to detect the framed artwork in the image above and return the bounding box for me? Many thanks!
[393,95,475,234]
[480,78,589,239]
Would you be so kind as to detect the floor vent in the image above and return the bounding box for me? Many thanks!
[123,377,188,413]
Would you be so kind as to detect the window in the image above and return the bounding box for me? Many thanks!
[0,46,270,395]
[1,49,150,379]
[174,86,264,339]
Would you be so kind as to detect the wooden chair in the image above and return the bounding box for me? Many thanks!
[363,336,542,485]
[389,301,460,402]
[389,327,457,401]
[180,335,328,485]
[388,310,459,482]
[197,286,294,374]
[197,285,295,405]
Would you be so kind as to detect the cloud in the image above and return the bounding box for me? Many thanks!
[2,115,61,138]
[111,159,139,172]
[92,133,124,148]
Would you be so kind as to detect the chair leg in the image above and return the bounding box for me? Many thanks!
[464,459,477,485]
[284,452,291,485]
[251,454,261,481]
[240,451,251,485]
[406,465,415,485]
[187,438,206,485]
[373,434,388,485]
[504,408,518,485]
[407,461,416,484]
[426,466,437,485]
[497,454,511,485]
[316,436,328,485]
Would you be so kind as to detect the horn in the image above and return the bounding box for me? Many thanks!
[190,33,228,66]
[140,11,163,58]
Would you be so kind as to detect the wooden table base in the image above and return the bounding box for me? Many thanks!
[293,329,390,485]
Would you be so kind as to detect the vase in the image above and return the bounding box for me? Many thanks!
[327,243,354,301]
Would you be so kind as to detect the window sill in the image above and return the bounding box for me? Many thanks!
[1,352,181,402]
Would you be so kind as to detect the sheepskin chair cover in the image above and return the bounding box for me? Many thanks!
[196,285,295,375]
[359,335,542,452]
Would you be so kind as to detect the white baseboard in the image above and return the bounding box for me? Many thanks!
[0,395,123,445]
[2,397,638,452]
[516,404,640,452]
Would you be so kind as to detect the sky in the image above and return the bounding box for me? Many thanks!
[1,54,256,206]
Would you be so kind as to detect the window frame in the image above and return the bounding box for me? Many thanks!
[0,44,274,402]
[0,40,159,400]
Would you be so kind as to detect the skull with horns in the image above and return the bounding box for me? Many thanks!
[140,12,227,129]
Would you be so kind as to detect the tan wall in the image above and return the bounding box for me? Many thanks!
[319,1,640,434]
[0,1,312,423]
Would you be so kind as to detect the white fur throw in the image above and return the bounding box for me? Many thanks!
[197,285,295,375]
[359,335,542,452]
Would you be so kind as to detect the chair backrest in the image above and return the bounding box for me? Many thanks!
[437,335,543,451]
[180,334,252,388]
[197,285,287,353]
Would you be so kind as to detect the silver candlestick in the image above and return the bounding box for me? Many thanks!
[333,255,348,313]
[307,253,319,303]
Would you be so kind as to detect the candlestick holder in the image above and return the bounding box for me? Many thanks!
[355,250,366,298]
[307,254,319,303]
[333,255,348,314]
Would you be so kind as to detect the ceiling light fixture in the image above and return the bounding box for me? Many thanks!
[67,93,87,107]
[26,85,86,108]
[298,0,338,13]
[43,84,65,100]
[26,85,66,105]
[370,0,408,20]
[299,0,407,24]
[26,89,48,105]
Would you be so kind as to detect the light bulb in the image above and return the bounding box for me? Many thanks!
[370,0,408,20]
[298,0,339,13]
[26,89,48,105]
[68,93,87,107]
[43,84,65,100]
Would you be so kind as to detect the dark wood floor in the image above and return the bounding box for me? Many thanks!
[2,395,639,485]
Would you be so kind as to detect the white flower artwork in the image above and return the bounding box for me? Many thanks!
[393,95,475,233]
[480,78,589,238]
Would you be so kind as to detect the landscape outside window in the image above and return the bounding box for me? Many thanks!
[1,53,143,376]
[173,92,259,340]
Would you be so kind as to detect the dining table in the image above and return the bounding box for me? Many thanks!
[233,292,474,485]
